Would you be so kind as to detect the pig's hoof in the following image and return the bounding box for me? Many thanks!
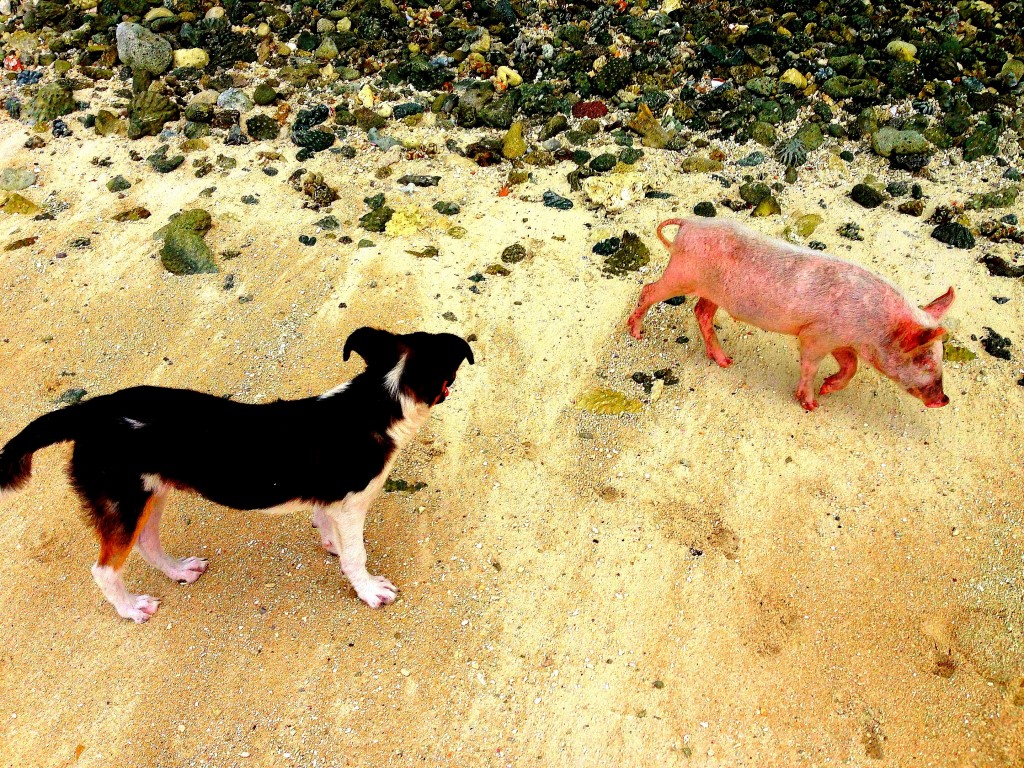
[799,397,819,411]
[710,353,733,368]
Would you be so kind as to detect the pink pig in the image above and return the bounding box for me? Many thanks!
[627,218,955,411]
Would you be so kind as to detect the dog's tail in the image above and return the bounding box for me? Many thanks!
[656,218,689,249]
[0,405,88,496]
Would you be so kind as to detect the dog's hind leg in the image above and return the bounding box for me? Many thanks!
[89,493,162,623]
[136,488,208,584]
[311,506,339,556]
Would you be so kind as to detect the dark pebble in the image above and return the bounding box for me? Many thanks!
[993,296,1010,304]
[693,201,716,217]
[55,388,87,406]
[262,167,278,176]
[931,222,975,249]
[850,183,884,208]
[663,296,686,306]
[433,201,460,215]
[981,327,1012,360]
[241,195,258,205]
[593,237,620,256]
[397,175,441,187]
[675,336,689,344]
[542,191,573,209]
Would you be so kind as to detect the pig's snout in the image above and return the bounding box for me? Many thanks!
[909,384,949,408]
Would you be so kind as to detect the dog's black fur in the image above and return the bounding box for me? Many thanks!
[0,327,473,620]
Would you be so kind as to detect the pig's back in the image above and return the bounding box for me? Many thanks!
[690,222,911,341]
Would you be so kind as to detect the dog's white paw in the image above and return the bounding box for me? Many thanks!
[354,575,398,608]
[117,594,160,623]
[170,557,208,584]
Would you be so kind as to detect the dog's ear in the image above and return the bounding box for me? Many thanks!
[446,334,474,366]
[343,327,399,366]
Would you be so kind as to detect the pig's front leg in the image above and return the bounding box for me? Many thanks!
[628,280,685,339]
[795,337,829,411]
[819,347,859,397]
[694,298,733,367]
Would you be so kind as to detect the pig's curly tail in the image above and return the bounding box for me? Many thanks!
[656,219,688,249]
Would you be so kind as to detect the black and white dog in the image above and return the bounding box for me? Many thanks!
[0,327,474,622]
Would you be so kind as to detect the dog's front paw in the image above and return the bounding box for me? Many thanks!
[117,594,160,623]
[171,557,209,584]
[354,575,398,608]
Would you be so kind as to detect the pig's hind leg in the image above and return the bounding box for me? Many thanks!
[628,280,687,339]
[819,347,858,397]
[795,335,831,411]
[694,298,733,367]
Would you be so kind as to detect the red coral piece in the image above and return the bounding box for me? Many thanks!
[571,100,608,119]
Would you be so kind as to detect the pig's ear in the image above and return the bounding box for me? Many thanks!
[893,320,947,352]
[922,286,955,321]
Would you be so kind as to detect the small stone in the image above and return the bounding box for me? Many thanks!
[682,155,724,173]
[779,68,807,89]
[55,388,88,406]
[931,222,975,249]
[1,193,40,215]
[838,222,864,241]
[502,121,527,161]
[173,49,209,69]
[245,114,279,141]
[739,182,772,207]
[980,252,1024,279]
[217,88,253,114]
[603,231,650,275]
[885,41,918,63]
[433,201,460,215]
[26,83,75,124]
[750,121,777,147]
[107,175,131,193]
[542,191,573,210]
[693,202,716,217]
[872,127,930,158]
[898,199,924,217]
[850,183,884,208]
[396,175,441,187]
[980,328,1012,360]
[795,214,822,237]
[627,102,671,149]
[360,206,395,232]
[112,206,151,222]
[501,243,527,263]
[589,153,617,173]
[751,196,781,217]
[0,169,36,191]
[116,22,172,76]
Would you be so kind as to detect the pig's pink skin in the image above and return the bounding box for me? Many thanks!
[627,218,955,410]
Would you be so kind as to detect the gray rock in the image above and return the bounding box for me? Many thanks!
[0,168,36,191]
[116,22,172,76]
[216,88,253,114]
[872,127,930,157]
